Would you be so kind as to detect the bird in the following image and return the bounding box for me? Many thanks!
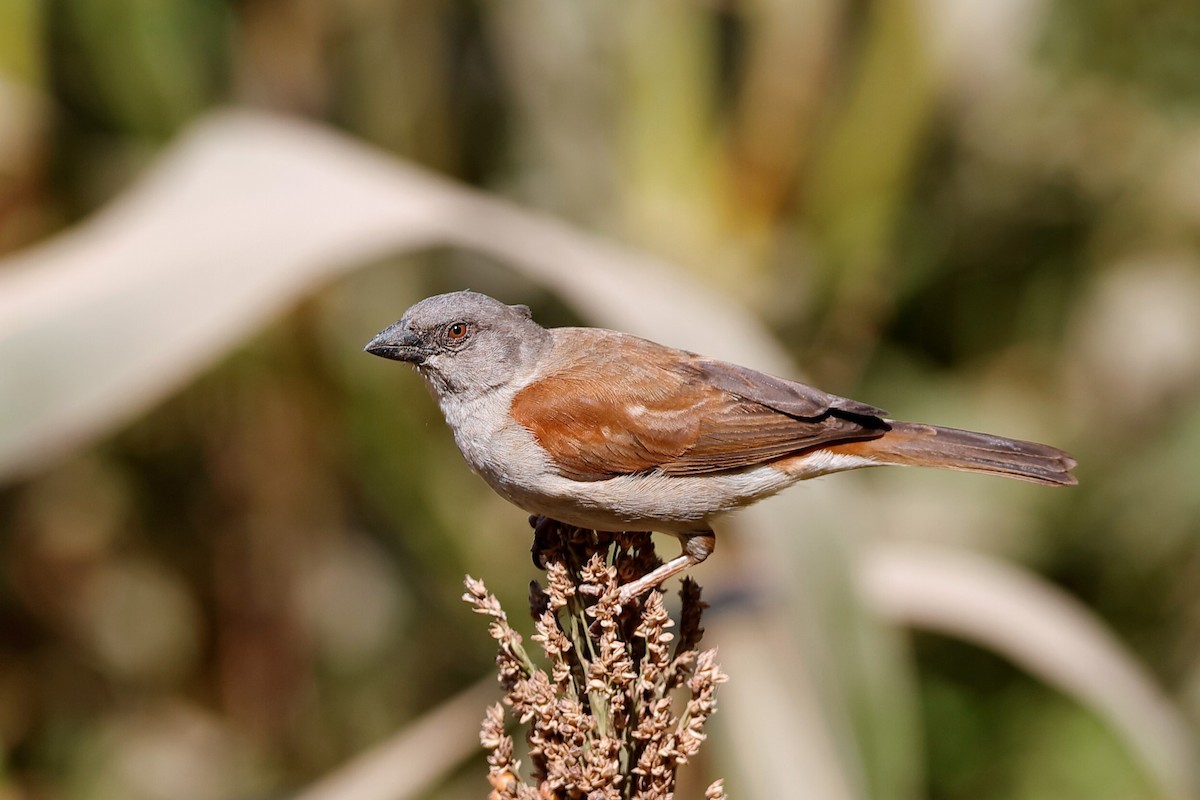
[365,290,1076,603]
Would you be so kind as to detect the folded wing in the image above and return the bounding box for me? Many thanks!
[510,331,888,481]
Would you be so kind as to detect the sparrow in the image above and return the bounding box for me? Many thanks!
[365,290,1076,602]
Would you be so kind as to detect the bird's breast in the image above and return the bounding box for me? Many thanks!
[438,388,556,501]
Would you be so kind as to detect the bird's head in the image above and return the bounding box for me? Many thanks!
[364,290,549,397]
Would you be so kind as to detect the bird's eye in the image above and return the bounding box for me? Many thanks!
[445,321,469,341]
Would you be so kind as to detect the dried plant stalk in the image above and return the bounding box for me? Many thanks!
[464,517,728,799]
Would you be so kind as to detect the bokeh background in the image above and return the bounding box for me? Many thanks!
[2,1,1200,798]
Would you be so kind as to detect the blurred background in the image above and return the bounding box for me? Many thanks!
[2,1,1200,798]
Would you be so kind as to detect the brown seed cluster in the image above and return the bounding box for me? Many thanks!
[464,518,729,799]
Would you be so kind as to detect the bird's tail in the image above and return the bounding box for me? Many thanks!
[831,421,1077,486]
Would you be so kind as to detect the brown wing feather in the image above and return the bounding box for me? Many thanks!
[691,358,887,418]
[510,359,699,479]
[510,330,888,481]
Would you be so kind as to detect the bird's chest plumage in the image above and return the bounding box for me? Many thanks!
[436,386,555,507]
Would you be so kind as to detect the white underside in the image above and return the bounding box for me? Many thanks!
[510,450,876,532]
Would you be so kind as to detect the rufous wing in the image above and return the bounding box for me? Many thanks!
[510,330,888,481]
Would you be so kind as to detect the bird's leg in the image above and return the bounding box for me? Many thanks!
[616,529,715,605]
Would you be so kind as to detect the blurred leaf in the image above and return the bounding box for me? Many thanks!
[1011,694,1155,800]
[806,0,936,278]
[290,678,497,800]
[0,0,40,83]
[56,0,229,136]
[0,111,788,484]
[861,541,1200,798]
[1041,0,1200,115]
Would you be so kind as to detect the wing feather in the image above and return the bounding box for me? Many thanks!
[510,329,888,480]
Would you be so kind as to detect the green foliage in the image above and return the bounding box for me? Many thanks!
[1,1,1199,798]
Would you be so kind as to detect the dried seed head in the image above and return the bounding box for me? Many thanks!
[466,521,726,797]
[706,778,729,799]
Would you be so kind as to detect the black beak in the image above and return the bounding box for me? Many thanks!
[364,324,429,364]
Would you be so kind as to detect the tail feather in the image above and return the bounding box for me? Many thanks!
[831,422,1077,486]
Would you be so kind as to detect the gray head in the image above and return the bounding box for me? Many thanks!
[364,291,550,396]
